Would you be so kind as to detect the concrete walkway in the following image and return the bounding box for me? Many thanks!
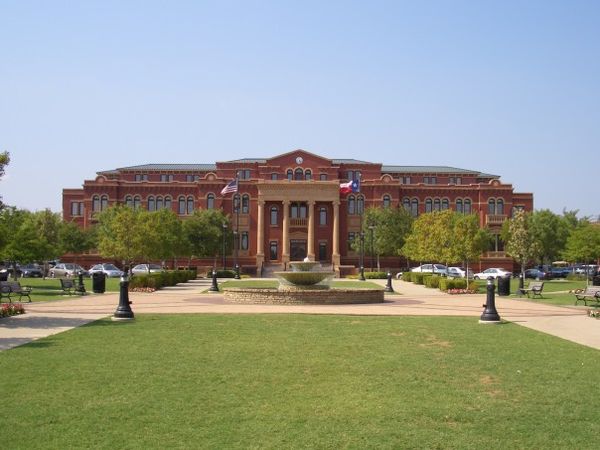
[1,279,599,351]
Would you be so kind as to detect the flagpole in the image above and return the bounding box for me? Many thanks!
[234,172,241,279]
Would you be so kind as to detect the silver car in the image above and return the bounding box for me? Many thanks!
[89,263,124,278]
[131,263,164,275]
[50,263,88,278]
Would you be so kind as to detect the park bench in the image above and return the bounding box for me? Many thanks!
[0,281,32,303]
[574,286,600,306]
[60,278,85,295]
[519,281,544,299]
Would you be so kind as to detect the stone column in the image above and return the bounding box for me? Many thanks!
[256,200,265,268]
[332,200,341,269]
[307,200,315,261]
[282,200,290,266]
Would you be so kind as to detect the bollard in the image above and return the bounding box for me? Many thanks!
[518,273,525,296]
[479,277,501,324]
[384,270,394,293]
[359,265,365,281]
[113,269,134,321]
[234,264,241,280]
[208,269,220,292]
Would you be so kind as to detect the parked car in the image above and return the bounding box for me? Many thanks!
[473,268,511,279]
[89,263,124,278]
[410,264,448,275]
[49,263,89,278]
[550,267,570,278]
[19,263,44,278]
[524,268,551,280]
[447,267,474,278]
[131,264,164,275]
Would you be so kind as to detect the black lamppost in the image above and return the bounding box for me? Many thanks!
[359,230,366,281]
[113,267,134,321]
[222,222,228,270]
[368,224,375,272]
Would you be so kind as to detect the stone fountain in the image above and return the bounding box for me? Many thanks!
[222,258,384,305]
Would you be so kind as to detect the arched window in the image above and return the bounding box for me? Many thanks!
[178,196,186,215]
[456,199,463,213]
[242,194,250,214]
[403,198,411,211]
[125,196,133,208]
[186,196,194,214]
[441,199,449,210]
[287,169,293,181]
[433,198,441,211]
[383,195,391,208]
[411,198,419,217]
[425,198,433,213]
[497,199,504,215]
[164,196,172,210]
[148,196,156,211]
[488,199,496,215]
[357,195,364,215]
[294,168,303,180]
[133,196,141,210]
[290,202,307,218]
[270,206,278,225]
[100,195,108,211]
[156,196,164,210]
[241,232,249,250]
[348,195,356,215]
[233,194,241,213]
[207,193,215,209]
[319,207,327,225]
[305,169,312,180]
[92,195,100,212]
[464,199,472,214]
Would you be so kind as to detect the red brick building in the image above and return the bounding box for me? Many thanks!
[62,149,533,271]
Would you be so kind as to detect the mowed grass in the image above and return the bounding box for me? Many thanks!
[5,277,121,301]
[1,315,599,449]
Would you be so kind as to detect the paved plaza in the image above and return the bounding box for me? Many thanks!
[1,279,599,351]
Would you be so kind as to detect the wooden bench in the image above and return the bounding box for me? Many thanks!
[0,281,32,303]
[574,286,600,306]
[519,281,544,299]
[60,278,85,295]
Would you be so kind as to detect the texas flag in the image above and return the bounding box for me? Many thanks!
[339,179,360,194]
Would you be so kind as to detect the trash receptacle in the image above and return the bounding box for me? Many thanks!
[497,274,511,296]
[92,272,106,293]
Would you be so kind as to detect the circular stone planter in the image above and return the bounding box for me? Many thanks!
[222,288,384,305]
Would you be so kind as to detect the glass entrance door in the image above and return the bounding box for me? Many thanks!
[290,240,307,261]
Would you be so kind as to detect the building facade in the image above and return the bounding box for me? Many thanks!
[63,149,533,271]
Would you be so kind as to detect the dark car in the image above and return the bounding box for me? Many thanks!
[19,264,44,278]
[550,267,570,278]
[524,268,551,280]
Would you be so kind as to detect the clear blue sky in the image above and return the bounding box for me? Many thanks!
[1,1,598,218]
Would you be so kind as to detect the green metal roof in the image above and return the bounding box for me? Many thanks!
[100,164,217,173]
[382,165,498,177]
[332,158,375,165]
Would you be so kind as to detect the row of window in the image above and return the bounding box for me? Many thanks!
[134,174,199,182]
[402,198,473,217]
[268,204,329,226]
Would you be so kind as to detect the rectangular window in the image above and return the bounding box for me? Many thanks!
[347,232,355,251]
[271,173,278,180]
[186,175,199,182]
[424,176,437,185]
[269,241,278,260]
[238,169,251,180]
[71,202,83,216]
[241,232,249,250]
[401,176,411,184]
[449,177,462,185]
[135,174,148,182]
[319,174,327,181]
[160,174,173,182]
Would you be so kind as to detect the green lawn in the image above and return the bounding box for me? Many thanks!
[5,277,121,302]
[1,315,598,448]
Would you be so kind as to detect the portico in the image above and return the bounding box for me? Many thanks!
[256,182,341,269]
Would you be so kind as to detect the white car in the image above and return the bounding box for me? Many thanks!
[447,267,473,278]
[89,263,124,278]
[131,263,164,275]
[473,268,511,279]
[410,264,448,275]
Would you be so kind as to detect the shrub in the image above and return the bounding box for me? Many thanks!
[439,278,448,291]
[425,276,440,289]
[364,271,387,279]
[468,281,479,292]
[413,273,425,285]
[401,272,412,282]
[216,270,236,278]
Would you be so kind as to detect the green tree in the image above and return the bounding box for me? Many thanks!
[96,205,148,270]
[182,209,230,266]
[503,209,541,280]
[562,222,600,272]
[59,221,96,256]
[452,213,492,278]
[402,210,455,265]
[529,209,572,265]
[143,209,186,266]
[0,151,9,210]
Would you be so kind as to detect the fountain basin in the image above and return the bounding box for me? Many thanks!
[222,287,384,305]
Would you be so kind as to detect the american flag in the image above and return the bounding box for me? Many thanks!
[220,179,238,195]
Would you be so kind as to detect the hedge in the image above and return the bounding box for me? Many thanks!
[425,275,441,289]
[129,269,196,290]
[401,272,412,282]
